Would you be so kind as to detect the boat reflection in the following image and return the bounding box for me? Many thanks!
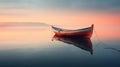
[52,35,93,55]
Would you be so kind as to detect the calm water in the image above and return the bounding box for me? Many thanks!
[0,25,120,67]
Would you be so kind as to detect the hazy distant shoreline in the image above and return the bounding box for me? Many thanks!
[0,22,50,27]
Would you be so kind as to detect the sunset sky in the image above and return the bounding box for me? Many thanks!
[0,0,120,26]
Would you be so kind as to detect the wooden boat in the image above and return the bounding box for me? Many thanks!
[52,35,93,55]
[52,24,94,39]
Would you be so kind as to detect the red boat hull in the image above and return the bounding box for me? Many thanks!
[53,24,94,39]
[54,30,92,38]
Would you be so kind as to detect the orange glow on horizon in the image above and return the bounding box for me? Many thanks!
[0,10,120,27]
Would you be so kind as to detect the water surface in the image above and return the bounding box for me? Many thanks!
[0,25,120,67]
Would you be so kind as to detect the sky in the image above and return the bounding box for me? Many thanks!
[0,0,120,26]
